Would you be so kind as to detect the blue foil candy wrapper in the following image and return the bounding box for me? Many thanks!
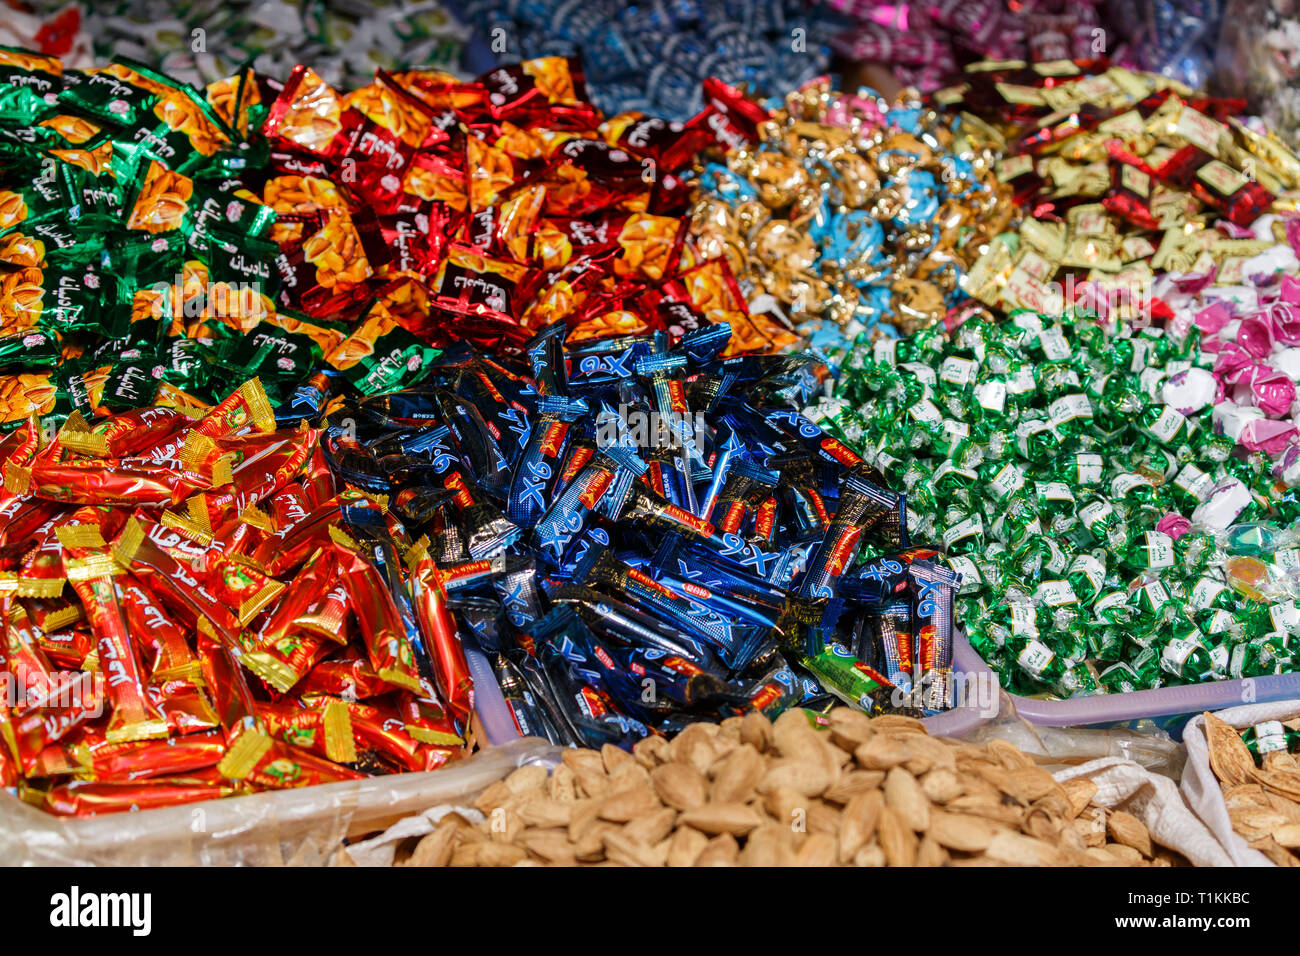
[462,0,840,120]
[687,76,1007,365]
[323,319,955,744]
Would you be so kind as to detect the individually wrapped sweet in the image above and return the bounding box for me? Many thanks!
[811,304,1300,698]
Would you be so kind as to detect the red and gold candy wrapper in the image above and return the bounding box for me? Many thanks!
[57,407,191,459]
[254,698,356,764]
[243,628,335,695]
[150,672,221,736]
[408,546,472,724]
[253,546,344,646]
[12,455,214,508]
[74,729,227,781]
[301,443,337,508]
[262,65,345,155]
[41,777,239,816]
[337,545,423,694]
[269,485,311,529]
[241,546,347,692]
[0,577,24,786]
[311,695,451,772]
[64,554,169,743]
[253,500,344,575]
[193,378,276,440]
[480,56,590,124]
[398,692,463,749]
[197,550,285,626]
[17,521,70,599]
[217,729,363,789]
[36,627,95,670]
[111,517,241,646]
[196,632,261,743]
[0,733,22,788]
[1158,144,1277,227]
[296,651,390,701]
[8,680,102,777]
[118,572,195,680]
[188,425,320,528]
[2,588,59,715]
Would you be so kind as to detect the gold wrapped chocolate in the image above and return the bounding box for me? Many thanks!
[688,79,1014,346]
[891,278,947,334]
[751,153,807,207]
[1229,118,1300,190]
[753,221,818,272]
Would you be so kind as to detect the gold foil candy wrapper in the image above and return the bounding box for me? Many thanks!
[890,278,947,334]
[753,220,818,272]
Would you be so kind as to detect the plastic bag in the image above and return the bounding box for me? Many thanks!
[967,698,1188,778]
[0,738,555,866]
[1108,0,1221,89]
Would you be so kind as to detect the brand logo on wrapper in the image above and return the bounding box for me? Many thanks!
[49,887,151,936]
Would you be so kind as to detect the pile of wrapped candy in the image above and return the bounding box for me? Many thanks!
[7,3,1300,820]
[458,0,840,121]
[0,321,963,815]
[950,60,1298,322]
[0,379,471,815]
[942,56,1300,481]
[327,321,959,748]
[15,0,470,90]
[0,47,972,815]
[688,76,1013,354]
[0,50,802,429]
[808,57,1300,699]
[825,0,1109,93]
[811,311,1292,697]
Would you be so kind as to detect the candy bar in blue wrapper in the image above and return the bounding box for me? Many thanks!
[534,443,645,564]
[493,652,561,742]
[904,554,959,713]
[797,472,908,599]
[321,316,945,745]
[508,395,586,529]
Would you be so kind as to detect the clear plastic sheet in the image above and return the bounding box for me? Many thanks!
[966,695,1188,779]
[0,738,557,866]
[1054,757,1233,867]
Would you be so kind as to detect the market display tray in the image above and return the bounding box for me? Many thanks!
[955,634,1300,740]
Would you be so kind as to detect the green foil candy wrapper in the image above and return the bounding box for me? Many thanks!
[808,309,1300,699]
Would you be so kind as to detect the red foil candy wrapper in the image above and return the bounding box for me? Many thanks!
[0,379,472,816]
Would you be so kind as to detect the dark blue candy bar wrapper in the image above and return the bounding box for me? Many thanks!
[323,314,949,745]
[907,558,959,713]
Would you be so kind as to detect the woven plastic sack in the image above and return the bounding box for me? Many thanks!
[1054,756,1234,867]
[1181,700,1300,867]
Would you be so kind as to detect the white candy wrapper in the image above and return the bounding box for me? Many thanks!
[1212,400,1264,443]
[1161,367,1218,414]
[1192,478,1253,530]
